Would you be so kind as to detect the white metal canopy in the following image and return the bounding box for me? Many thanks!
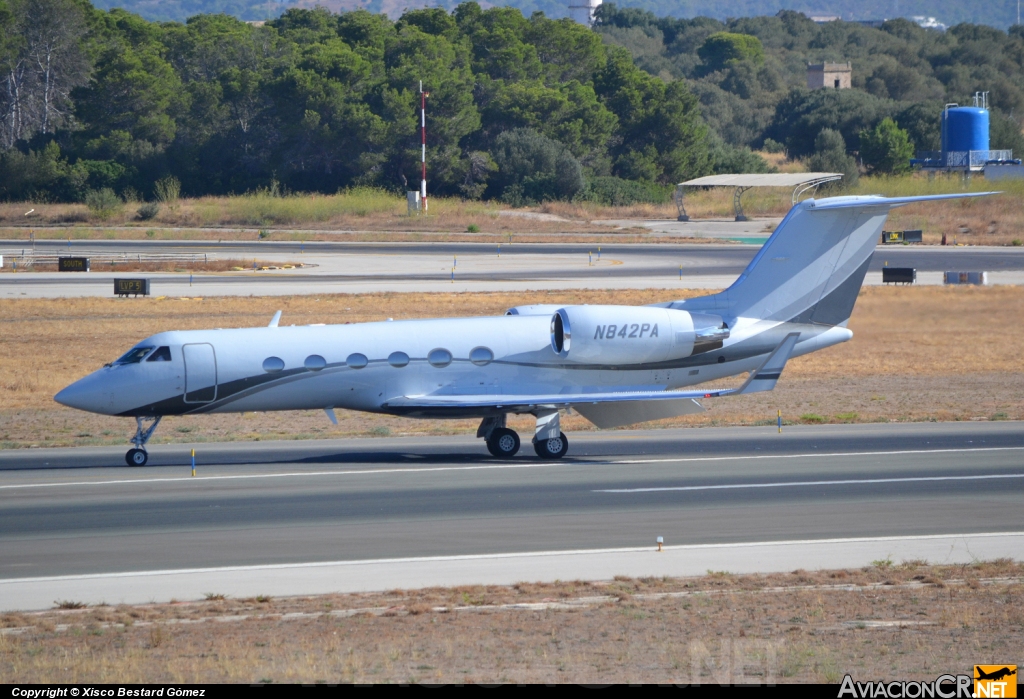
[674,172,844,221]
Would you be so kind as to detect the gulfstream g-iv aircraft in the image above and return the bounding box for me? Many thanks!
[56,192,993,466]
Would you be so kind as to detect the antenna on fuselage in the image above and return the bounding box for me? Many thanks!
[268,310,282,328]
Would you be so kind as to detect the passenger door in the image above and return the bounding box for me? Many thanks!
[183,343,217,403]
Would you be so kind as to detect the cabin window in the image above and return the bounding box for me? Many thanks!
[146,346,172,362]
[263,356,285,373]
[388,351,410,368]
[346,353,368,369]
[304,354,326,371]
[114,347,154,364]
[469,346,494,366]
[427,348,452,368]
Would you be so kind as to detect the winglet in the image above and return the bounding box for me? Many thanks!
[268,310,282,328]
[734,332,800,395]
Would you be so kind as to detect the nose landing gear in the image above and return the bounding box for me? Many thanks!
[126,415,161,467]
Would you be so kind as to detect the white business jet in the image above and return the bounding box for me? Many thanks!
[56,192,992,466]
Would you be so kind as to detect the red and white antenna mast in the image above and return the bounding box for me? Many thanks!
[420,81,429,213]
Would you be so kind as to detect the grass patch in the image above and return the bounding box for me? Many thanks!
[3,172,1023,246]
[53,600,87,609]
[799,413,826,423]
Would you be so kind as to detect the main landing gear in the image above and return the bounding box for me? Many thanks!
[477,410,569,460]
[126,415,161,467]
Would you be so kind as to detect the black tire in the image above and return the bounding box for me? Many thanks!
[533,432,569,460]
[486,428,520,458]
[126,448,148,467]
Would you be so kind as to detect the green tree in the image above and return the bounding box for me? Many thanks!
[379,24,480,194]
[489,127,584,203]
[595,46,709,182]
[268,37,386,191]
[697,32,764,73]
[808,128,858,187]
[74,43,189,150]
[859,117,913,174]
[990,110,1024,155]
[766,89,895,158]
[479,79,617,162]
[0,0,90,147]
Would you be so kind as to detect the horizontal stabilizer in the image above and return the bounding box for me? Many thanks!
[734,332,800,395]
[804,192,998,210]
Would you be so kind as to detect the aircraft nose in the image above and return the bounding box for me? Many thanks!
[54,374,112,414]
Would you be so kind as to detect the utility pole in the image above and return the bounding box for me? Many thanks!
[420,81,429,213]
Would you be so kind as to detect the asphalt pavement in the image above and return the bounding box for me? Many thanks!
[3,240,1023,297]
[1,422,1020,576]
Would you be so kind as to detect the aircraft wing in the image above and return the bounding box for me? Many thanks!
[383,333,801,428]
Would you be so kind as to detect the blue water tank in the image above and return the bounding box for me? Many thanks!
[942,107,989,152]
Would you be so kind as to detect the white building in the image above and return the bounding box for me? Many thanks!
[569,0,601,26]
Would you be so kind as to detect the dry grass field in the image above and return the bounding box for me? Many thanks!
[0,285,1021,449]
[2,174,1022,245]
[1,560,1020,683]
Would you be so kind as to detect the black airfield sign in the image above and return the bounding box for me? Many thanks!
[115,278,151,297]
[58,256,90,272]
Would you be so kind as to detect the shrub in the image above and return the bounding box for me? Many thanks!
[490,128,585,204]
[467,224,480,232]
[84,187,123,219]
[153,175,180,204]
[586,176,670,206]
[137,202,160,220]
[762,138,786,154]
[859,117,914,174]
[808,129,858,188]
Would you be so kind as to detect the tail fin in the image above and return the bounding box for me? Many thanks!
[671,193,996,325]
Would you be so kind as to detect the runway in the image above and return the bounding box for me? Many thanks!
[0,422,1021,609]
[3,240,1023,297]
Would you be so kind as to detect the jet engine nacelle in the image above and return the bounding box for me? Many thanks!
[550,305,729,365]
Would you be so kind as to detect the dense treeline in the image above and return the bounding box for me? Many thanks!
[594,1,1022,31]
[0,0,716,203]
[90,0,1024,31]
[5,0,1024,207]
[596,4,1024,171]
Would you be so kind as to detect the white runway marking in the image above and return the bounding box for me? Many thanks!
[608,446,1024,465]
[2,446,1022,491]
[594,472,1024,493]
[3,531,1022,585]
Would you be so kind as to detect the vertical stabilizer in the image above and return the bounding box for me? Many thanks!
[670,193,996,326]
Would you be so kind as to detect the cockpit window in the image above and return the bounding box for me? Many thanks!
[146,346,172,362]
[114,347,154,364]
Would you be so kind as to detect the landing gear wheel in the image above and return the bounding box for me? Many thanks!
[533,432,569,460]
[126,448,148,467]
[486,428,521,458]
